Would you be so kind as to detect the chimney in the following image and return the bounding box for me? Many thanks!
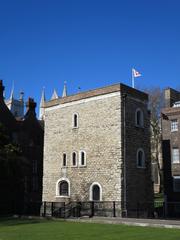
[25,98,36,117]
[164,88,180,108]
[19,91,24,101]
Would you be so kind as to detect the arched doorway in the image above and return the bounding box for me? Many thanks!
[92,185,100,201]
[90,182,102,201]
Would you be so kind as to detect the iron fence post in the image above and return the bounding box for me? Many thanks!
[137,202,139,218]
[44,201,46,217]
[113,201,116,217]
[91,201,94,217]
[64,202,66,218]
[51,202,54,216]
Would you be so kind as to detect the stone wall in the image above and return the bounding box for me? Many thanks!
[123,94,153,211]
[42,83,153,217]
[43,92,122,202]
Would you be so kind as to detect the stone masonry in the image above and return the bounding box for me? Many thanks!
[42,83,153,215]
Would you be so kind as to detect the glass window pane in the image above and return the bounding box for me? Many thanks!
[60,181,68,196]
[81,152,85,165]
[171,119,178,132]
[172,148,180,163]
[72,152,76,166]
[73,114,78,127]
[63,153,67,166]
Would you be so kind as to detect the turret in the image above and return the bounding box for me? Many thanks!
[51,89,58,100]
[62,81,67,97]
[39,87,46,120]
[19,91,24,101]
[9,83,14,100]
[5,83,24,118]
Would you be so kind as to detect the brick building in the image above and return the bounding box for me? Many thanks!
[0,80,44,215]
[42,83,153,216]
[161,88,180,204]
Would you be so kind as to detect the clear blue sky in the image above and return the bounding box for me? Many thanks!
[0,0,180,111]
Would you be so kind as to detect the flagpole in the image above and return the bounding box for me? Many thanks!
[132,68,134,88]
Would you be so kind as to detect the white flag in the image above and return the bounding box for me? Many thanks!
[132,68,141,78]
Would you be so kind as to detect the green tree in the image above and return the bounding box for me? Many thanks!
[144,88,164,193]
[0,123,27,214]
[0,123,22,176]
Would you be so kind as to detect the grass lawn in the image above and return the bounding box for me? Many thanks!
[0,218,180,240]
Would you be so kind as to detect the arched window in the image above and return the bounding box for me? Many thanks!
[59,181,69,196]
[89,182,102,201]
[72,152,77,166]
[56,178,70,197]
[79,150,86,166]
[135,108,144,127]
[137,148,145,168]
[73,113,78,128]
[62,153,67,167]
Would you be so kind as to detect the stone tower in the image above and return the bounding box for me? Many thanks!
[42,83,153,217]
[5,86,24,118]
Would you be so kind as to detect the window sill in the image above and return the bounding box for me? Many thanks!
[71,165,78,168]
[137,166,146,169]
[89,200,102,202]
[55,195,70,198]
[171,130,178,132]
[135,124,144,129]
[79,165,87,168]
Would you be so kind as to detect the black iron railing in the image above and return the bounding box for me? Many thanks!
[1,200,180,219]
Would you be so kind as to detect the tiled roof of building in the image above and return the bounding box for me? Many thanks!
[162,107,180,115]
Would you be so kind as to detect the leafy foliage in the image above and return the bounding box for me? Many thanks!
[0,123,24,178]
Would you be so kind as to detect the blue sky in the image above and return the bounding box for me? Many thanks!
[0,0,180,112]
